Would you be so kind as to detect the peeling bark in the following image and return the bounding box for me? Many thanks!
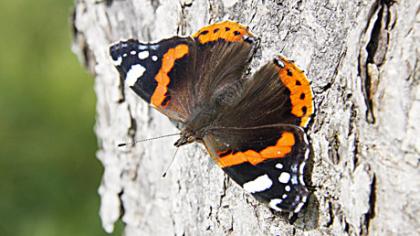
[72,0,419,235]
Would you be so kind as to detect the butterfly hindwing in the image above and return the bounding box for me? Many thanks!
[201,55,314,213]
[203,125,310,212]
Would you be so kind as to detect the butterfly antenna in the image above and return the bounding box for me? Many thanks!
[117,133,180,147]
[162,147,180,178]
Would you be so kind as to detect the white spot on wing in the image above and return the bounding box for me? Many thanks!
[125,64,145,86]
[275,163,283,169]
[138,45,148,50]
[112,56,122,66]
[130,50,137,55]
[278,172,291,183]
[274,58,285,68]
[291,175,298,185]
[138,51,149,60]
[304,149,310,160]
[152,55,158,61]
[149,45,159,50]
[299,162,306,174]
[269,199,283,211]
[299,175,306,186]
[243,175,272,193]
[285,185,291,192]
[303,133,309,145]
[282,194,288,199]
[294,202,305,213]
[299,161,306,185]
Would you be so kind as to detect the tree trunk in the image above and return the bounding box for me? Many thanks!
[72,0,419,235]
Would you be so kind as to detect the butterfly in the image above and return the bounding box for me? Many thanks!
[110,21,314,214]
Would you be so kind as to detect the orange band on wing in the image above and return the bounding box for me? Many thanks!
[217,132,295,168]
[151,44,189,107]
[192,21,254,44]
[276,56,314,127]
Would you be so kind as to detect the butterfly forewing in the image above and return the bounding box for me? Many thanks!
[110,21,257,123]
[214,56,314,128]
[110,37,196,121]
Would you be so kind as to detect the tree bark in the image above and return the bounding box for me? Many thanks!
[72,0,419,235]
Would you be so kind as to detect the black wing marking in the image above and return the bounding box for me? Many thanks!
[203,124,310,213]
[110,37,195,121]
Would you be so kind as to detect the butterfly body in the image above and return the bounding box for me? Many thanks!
[110,21,314,214]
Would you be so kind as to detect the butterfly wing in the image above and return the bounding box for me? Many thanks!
[110,37,195,121]
[189,21,257,109]
[214,55,314,129]
[109,21,257,123]
[203,124,310,213]
[203,55,314,213]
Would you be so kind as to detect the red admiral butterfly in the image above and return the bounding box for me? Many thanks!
[110,21,314,214]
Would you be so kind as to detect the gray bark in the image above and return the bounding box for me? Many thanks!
[72,0,419,235]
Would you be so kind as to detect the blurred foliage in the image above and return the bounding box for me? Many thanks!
[0,0,121,235]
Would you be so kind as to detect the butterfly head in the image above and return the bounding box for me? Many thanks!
[174,129,198,147]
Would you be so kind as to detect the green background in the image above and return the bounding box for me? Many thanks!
[0,0,121,235]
